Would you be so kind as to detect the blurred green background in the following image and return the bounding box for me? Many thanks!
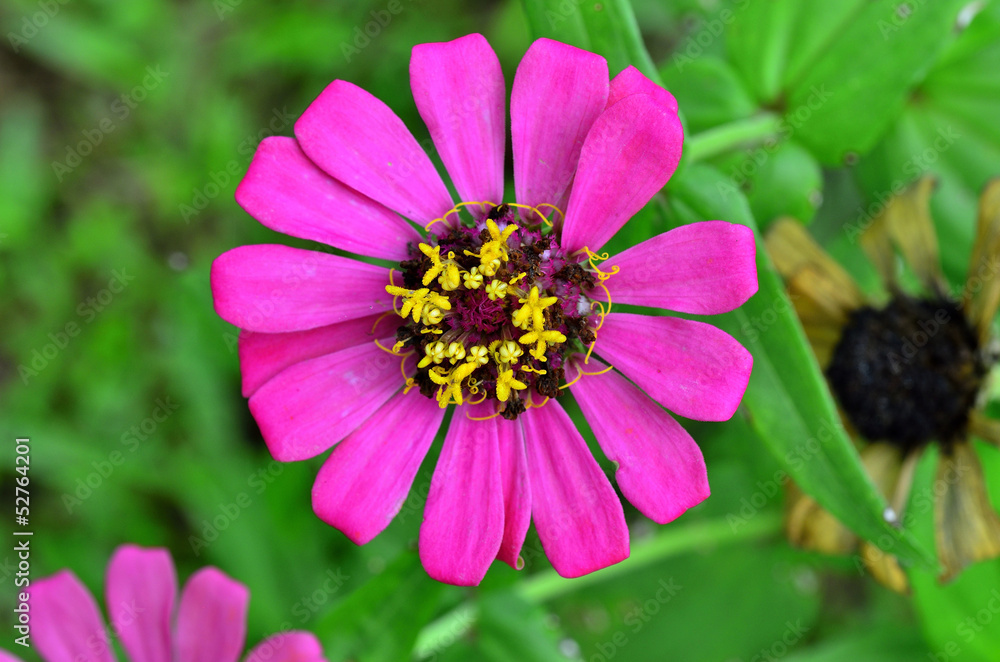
[2,0,1000,660]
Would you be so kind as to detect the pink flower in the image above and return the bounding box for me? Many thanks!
[5,545,325,662]
[211,34,757,584]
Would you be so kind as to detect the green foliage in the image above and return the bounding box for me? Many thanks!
[3,0,1000,659]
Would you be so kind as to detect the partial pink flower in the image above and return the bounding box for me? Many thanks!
[7,545,325,662]
[212,34,757,584]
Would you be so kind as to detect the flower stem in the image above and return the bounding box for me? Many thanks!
[685,113,783,164]
[412,512,783,658]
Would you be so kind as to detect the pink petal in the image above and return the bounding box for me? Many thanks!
[105,545,176,662]
[312,391,445,544]
[568,359,710,523]
[419,402,504,586]
[602,221,758,315]
[239,313,395,397]
[511,38,608,215]
[411,33,505,205]
[560,94,684,253]
[295,79,454,225]
[244,632,327,662]
[236,136,419,261]
[249,340,402,461]
[0,651,24,662]
[595,313,752,422]
[521,400,629,578]
[175,568,249,662]
[496,413,531,569]
[607,65,678,113]
[211,245,391,333]
[28,571,115,662]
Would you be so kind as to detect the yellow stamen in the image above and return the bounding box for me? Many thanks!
[495,369,527,402]
[370,310,394,335]
[463,267,483,290]
[466,409,502,421]
[422,306,445,326]
[490,339,522,365]
[374,338,404,356]
[506,202,557,228]
[385,286,451,324]
[419,244,462,291]
[418,341,447,368]
[526,395,550,409]
[559,362,615,390]
[512,286,559,331]
[485,279,508,300]
[518,328,567,361]
[577,246,621,281]
[446,341,466,363]
[429,361,478,408]
[481,258,501,277]
[399,353,415,385]
[467,391,490,406]
[467,345,489,366]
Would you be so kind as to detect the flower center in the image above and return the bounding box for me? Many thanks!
[384,203,612,419]
[826,295,986,450]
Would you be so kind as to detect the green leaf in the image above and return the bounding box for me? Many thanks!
[726,0,969,164]
[662,164,935,568]
[783,626,929,662]
[658,55,756,134]
[855,2,1000,284]
[0,96,49,249]
[474,593,570,661]
[725,0,798,103]
[314,551,448,662]
[520,0,659,79]
[907,443,1000,661]
[739,140,823,228]
[544,525,818,662]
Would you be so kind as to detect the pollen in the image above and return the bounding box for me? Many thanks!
[384,202,615,418]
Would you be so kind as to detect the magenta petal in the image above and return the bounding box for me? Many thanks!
[521,400,629,578]
[603,221,758,315]
[560,94,684,253]
[211,245,391,333]
[105,545,176,662]
[236,136,419,261]
[249,340,401,461]
[175,568,249,662]
[569,360,710,523]
[312,391,445,544]
[28,571,114,662]
[239,314,392,397]
[596,313,752,422]
[512,38,608,214]
[419,402,504,586]
[0,651,24,662]
[496,413,531,569]
[295,80,453,224]
[244,632,327,662]
[411,33,505,205]
[607,65,678,113]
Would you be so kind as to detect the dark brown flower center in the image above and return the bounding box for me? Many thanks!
[386,204,605,419]
[826,295,986,451]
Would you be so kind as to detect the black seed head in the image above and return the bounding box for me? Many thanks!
[826,295,986,451]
